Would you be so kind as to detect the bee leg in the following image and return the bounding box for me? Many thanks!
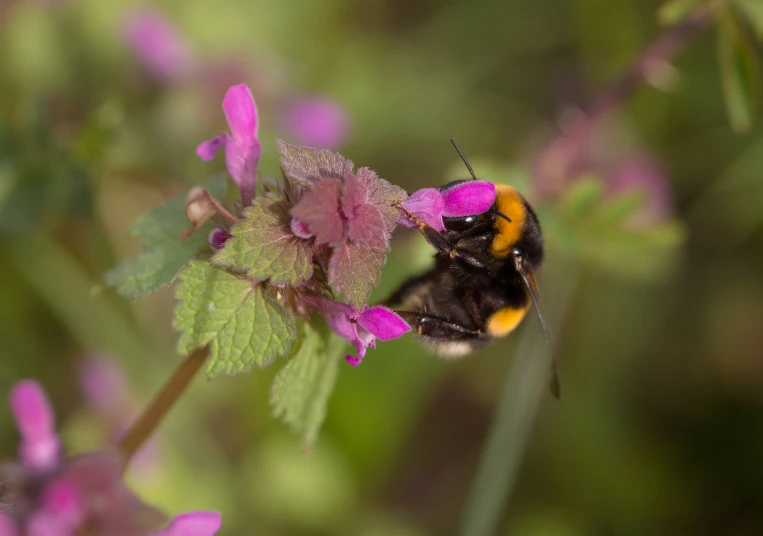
[396,204,493,273]
[395,310,482,340]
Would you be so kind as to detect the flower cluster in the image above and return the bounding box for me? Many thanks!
[185,84,505,366]
[189,84,417,365]
[0,381,221,536]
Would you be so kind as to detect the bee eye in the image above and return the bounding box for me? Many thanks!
[442,214,478,231]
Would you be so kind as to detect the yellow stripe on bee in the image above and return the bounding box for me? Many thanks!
[486,304,530,337]
[490,184,527,258]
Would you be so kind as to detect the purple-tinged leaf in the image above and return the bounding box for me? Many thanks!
[289,178,345,245]
[345,203,387,248]
[355,167,407,236]
[328,245,386,310]
[277,139,354,184]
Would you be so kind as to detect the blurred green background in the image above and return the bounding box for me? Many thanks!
[2,0,763,534]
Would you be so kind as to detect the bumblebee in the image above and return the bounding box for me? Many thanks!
[389,140,559,397]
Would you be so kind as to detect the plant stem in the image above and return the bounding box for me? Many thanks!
[459,263,579,536]
[117,348,208,465]
[535,0,728,193]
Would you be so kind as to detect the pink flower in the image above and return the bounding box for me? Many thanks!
[399,181,496,232]
[304,295,411,366]
[150,511,222,536]
[10,381,61,472]
[208,228,230,250]
[282,97,350,150]
[197,84,262,201]
[123,8,194,82]
[78,356,161,475]
[2,381,165,535]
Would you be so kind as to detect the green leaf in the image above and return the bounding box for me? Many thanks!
[657,0,700,26]
[270,321,345,449]
[591,190,646,227]
[559,176,605,217]
[328,244,386,310]
[104,177,226,297]
[174,260,297,376]
[735,0,763,39]
[718,14,761,133]
[212,194,314,285]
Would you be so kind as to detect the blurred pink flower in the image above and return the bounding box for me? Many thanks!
[282,97,350,150]
[304,295,410,366]
[150,511,222,536]
[79,356,129,416]
[605,155,671,225]
[197,84,262,201]
[2,380,166,535]
[78,356,161,475]
[123,7,194,82]
[2,380,223,535]
[9,381,61,472]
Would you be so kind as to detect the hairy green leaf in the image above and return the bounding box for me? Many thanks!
[105,177,226,297]
[174,260,296,376]
[212,194,314,285]
[718,14,761,133]
[328,245,386,310]
[270,321,344,448]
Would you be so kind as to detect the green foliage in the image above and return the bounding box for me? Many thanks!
[541,177,685,279]
[212,194,314,285]
[717,12,761,133]
[270,322,345,449]
[657,0,701,25]
[104,178,226,297]
[735,0,763,39]
[174,260,296,377]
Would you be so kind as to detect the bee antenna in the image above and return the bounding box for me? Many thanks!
[450,138,478,181]
[492,209,512,223]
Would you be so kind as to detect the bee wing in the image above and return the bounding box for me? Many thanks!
[514,255,561,399]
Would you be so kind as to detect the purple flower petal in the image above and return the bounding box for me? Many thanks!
[223,84,258,143]
[290,217,313,239]
[123,8,194,82]
[196,135,227,161]
[356,307,411,340]
[224,137,261,200]
[282,97,350,150]
[399,188,445,231]
[25,478,85,535]
[10,380,61,470]
[440,180,496,217]
[0,512,18,536]
[150,511,222,536]
[345,355,362,367]
[208,228,230,250]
